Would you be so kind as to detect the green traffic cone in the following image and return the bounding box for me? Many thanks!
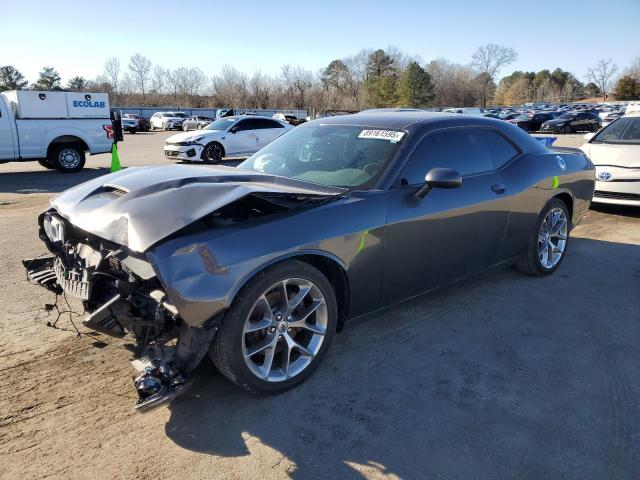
[110,143,122,172]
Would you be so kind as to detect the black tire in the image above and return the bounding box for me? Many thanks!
[201,141,224,164]
[209,260,338,395]
[516,198,571,276]
[49,144,86,173]
[37,158,55,169]
[562,124,571,134]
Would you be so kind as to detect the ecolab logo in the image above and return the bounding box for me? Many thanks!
[72,95,105,108]
[72,100,106,108]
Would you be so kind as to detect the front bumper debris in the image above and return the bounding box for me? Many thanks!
[24,249,217,413]
[131,347,191,412]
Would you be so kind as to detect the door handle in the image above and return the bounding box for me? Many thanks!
[491,184,506,194]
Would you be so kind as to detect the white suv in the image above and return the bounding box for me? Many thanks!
[150,112,187,131]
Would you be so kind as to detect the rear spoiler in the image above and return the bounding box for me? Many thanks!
[550,146,585,155]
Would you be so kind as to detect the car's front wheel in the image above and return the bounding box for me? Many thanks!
[517,198,570,276]
[201,141,224,164]
[210,260,337,395]
[562,124,572,134]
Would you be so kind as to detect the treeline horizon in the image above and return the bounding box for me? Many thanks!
[1,46,638,110]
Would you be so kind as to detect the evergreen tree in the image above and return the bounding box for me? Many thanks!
[0,66,28,91]
[67,76,88,91]
[33,67,61,90]
[397,62,434,107]
[614,76,640,100]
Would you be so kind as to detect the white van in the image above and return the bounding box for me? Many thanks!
[442,107,483,115]
[0,90,113,172]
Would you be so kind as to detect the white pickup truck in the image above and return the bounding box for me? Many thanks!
[0,90,113,172]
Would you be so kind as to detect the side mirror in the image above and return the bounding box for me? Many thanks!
[583,132,596,141]
[415,167,463,199]
[229,127,237,134]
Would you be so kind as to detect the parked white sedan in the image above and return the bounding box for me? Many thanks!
[164,116,292,163]
[580,112,640,206]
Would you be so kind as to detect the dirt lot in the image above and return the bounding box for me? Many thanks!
[1,132,639,480]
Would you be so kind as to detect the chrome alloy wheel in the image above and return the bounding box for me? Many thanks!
[538,207,568,269]
[242,278,328,382]
[58,148,81,169]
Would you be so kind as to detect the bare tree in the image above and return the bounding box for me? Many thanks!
[151,65,167,94]
[128,53,152,99]
[587,59,618,101]
[280,65,313,109]
[212,65,248,108]
[103,57,121,93]
[248,71,272,109]
[471,44,518,107]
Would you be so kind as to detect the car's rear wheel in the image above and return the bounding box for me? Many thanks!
[201,141,224,164]
[517,198,570,276]
[49,144,86,173]
[209,260,337,395]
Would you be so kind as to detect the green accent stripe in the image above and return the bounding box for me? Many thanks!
[551,175,559,189]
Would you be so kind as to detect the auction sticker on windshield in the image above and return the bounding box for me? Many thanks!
[358,129,405,143]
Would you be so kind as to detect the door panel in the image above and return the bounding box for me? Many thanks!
[382,172,511,305]
[224,121,258,155]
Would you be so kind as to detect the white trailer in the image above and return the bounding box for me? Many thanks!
[0,90,113,172]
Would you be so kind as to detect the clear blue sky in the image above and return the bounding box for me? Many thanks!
[2,0,638,85]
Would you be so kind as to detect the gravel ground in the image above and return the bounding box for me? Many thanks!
[1,132,639,480]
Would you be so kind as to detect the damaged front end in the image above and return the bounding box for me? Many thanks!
[24,210,217,411]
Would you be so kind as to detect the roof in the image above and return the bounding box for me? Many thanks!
[312,111,460,130]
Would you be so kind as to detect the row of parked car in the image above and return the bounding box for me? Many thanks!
[120,110,307,134]
[481,103,630,134]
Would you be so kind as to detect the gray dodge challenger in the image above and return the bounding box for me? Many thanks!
[24,111,595,410]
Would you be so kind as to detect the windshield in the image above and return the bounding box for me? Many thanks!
[204,118,237,131]
[559,113,577,119]
[173,112,187,118]
[591,117,640,144]
[238,124,404,188]
[515,114,529,120]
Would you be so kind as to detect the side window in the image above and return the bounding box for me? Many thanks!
[234,119,253,131]
[476,129,519,169]
[399,128,516,185]
[257,119,285,129]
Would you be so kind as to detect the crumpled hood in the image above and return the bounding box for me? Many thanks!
[580,143,640,168]
[166,130,221,143]
[50,165,344,252]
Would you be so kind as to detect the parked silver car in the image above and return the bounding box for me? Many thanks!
[182,115,213,131]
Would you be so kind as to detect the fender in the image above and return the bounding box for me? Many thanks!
[226,248,348,306]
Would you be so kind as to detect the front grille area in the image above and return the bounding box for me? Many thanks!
[594,190,640,201]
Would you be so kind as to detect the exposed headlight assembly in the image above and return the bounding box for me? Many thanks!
[43,212,66,244]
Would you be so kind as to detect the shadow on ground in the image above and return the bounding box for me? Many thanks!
[0,168,112,194]
[165,237,640,479]
[590,203,640,219]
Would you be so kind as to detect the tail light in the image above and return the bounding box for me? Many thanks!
[103,124,114,139]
